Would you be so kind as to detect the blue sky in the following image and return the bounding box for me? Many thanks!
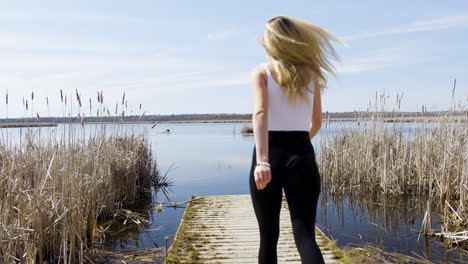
[1,0,467,118]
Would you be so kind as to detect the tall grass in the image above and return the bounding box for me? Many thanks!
[0,133,160,263]
[0,90,166,263]
[317,91,467,236]
[318,122,466,200]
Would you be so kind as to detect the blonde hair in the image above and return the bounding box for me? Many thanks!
[259,16,340,102]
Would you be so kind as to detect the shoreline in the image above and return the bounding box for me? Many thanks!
[0,115,466,128]
[0,122,58,128]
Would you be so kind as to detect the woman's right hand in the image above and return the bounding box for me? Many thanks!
[254,165,271,190]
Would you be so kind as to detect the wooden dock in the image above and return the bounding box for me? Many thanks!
[166,194,347,264]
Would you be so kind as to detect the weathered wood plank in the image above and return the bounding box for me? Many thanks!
[166,194,347,264]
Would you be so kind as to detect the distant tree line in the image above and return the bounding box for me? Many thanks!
[322,110,467,118]
[0,111,465,124]
[0,113,251,123]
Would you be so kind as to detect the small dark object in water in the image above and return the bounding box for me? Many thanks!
[241,126,253,134]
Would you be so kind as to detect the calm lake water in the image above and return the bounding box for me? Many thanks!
[3,122,466,263]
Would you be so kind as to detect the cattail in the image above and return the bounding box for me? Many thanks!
[25,99,29,110]
[60,89,64,103]
[139,104,142,111]
[452,79,456,101]
[46,96,49,106]
[122,92,126,105]
[64,95,67,106]
[107,108,110,117]
[115,103,118,115]
[397,93,402,110]
[76,89,82,107]
[89,98,92,115]
[5,89,8,118]
[97,91,104,104]
[36,113,40,121]
[31,91,34,101]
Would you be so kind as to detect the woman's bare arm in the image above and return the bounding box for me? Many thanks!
[309,79,322,139]
[251,65,271,190]
[252,66,269,163]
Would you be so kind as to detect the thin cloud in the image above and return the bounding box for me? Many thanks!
[0,48,250,117]
[104,72,250,95]
[336,47,430,74]
[208,30,241,40]
[0,8,156,25]
[0,32,179,54]
[169,75,249,90]
[343,14,468,41]
[337,54,398,73]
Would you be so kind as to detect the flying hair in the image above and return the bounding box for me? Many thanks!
[259,16,342,103]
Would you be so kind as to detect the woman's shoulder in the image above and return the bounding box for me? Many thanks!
[250,64,269,93]
[250,64,268,80]
[251,63,268,74]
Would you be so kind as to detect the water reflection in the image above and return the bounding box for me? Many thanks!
[147,122,466,263]
[1,122,465,263]
[101,186,167,250]
[318,190,465,262]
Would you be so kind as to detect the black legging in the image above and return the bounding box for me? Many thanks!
[249,131,324,264]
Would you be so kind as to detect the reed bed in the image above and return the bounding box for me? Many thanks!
[318,122,466,200]
[0,133,162,263]
[317,90,467,244]
[0,89,168,263]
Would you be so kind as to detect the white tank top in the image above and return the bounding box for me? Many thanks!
[262,63,314,132]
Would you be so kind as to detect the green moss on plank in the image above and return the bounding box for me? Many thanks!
[165,199,206,264]
[316,227,352,264]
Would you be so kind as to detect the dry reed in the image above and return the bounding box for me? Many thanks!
[318,122,466,200]
[317,90,467,240]
[0,89,165,263]
[0,134,161,263]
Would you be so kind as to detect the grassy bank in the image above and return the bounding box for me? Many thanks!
[342,243,432,263]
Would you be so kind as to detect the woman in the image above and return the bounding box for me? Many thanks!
[249,16,340,264]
